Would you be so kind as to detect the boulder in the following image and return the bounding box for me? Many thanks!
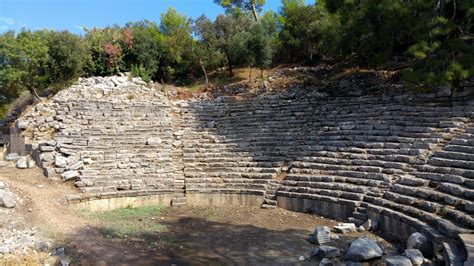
[309,226,331,245]
[404,249,424,265]
[16,157,28,169]
[385,256,413,266]
[0,190,15,208]
[0,181,5,189]
[345,238,383,262]
[407,232,433,258]
[62,171,79,181]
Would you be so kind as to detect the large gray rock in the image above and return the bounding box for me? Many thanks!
[309,226,331,245]
[404,249,424,265]
[407,232,433,258]
[385,256,413,266]
[345,238,383,262]
[0,190,15,208]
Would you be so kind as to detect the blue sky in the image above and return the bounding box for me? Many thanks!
[0,0,312,34]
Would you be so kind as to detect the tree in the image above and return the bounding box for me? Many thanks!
[124,20,165,80]
[215,0,265,21]
[0,30,49,99]
[214,12,253,76]
[277,0,321,63]
[46,31,89,89]
[159,7,195,82]
[194,15,225,84]
[247,22,273,78]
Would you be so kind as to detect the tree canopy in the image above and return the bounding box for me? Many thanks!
[1,0,473,117]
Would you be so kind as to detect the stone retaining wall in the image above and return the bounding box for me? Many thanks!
[14,76,474,250]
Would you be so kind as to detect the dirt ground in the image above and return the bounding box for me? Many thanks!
[0,162,395,265]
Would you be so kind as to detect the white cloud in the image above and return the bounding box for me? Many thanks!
[0,17,15,26]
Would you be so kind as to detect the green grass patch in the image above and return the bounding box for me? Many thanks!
[81,205,167,239]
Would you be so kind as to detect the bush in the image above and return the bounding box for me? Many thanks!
[131,64,153,83]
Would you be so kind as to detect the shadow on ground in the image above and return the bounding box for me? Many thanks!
[65,216,314,265]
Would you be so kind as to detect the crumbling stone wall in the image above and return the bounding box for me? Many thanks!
[14,75,474,242]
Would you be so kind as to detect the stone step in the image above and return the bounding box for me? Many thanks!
[264,199,277,205]
[261,204,277,209]
[352,211,368,221]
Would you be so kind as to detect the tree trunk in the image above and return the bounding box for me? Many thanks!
[260,68,264,80]
[199,59,209,87]
[251,4,259,21]
[226,51,233,77]
[248,66,252,81]
[29,87,41,100]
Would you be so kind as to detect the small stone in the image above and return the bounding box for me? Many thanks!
[0,190,15,208]
[55,156,68,168]
[83,158,94,164]
[35,240,49,252]
[208,121,216,128]
[357,226,365,232]
[333,223,357,234]
[436,85,452,97]
[309,226,331,245]
[330,234,340,241]
[298,255,306,261]
[0,181,5,189]
[62,170,79,181]
[0,246,10,254]
[146,137,162,145]
[66,161,84,171]
[5,153,19,161]
[345,237,383,262]
[404,249,424,265]
[60,258,71,266]
[385,256,413,266]
[16,119,29,130]
[27,157,35,168]
[16,157,28,169]
[39,145,54,152]
[319,258,334,266]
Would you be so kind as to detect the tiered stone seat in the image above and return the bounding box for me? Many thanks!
[21,76,473,244]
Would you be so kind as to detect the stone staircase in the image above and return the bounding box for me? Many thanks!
[261,180,280,209]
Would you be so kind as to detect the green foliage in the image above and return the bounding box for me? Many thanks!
[83,26,125,76]
[215,0,266,21]
[0,30,49,98]
[131,64,152,83]
[83,205,166,239]
[46,31,89,90]
[125,20,165,80]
